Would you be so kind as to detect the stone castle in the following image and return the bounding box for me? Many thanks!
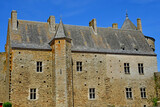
[0,10,159,107]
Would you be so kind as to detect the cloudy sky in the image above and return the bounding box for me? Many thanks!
[0,0,159,71]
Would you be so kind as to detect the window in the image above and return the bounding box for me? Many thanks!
[126,88,132,99]
[77,62,82,72]
[138,63,144,74]
[124,63,130,74]
[89,88,95,99]
[37,61,42,72]
[140,88,146,98]
[30,88,36,100]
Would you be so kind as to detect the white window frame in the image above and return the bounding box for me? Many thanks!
[30,88,37,100]
[126,88,133,99]
[124,63,130,74]
[37,61,42,72]
[138,63,144,74]
[76,61,82,72]
[89,88,95,100]
[140,87,147,98]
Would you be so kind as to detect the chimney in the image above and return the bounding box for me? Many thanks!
[112,23,118,29]
[89,18,97,34]
[47,16,56,33]
[137,18,142,32]
[11,10,17,30]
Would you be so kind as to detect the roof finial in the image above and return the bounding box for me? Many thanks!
[126,9,128,19]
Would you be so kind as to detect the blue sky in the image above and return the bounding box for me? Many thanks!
[0,0,159,71]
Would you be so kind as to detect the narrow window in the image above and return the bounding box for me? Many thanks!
[77,62,82,72]
[124,63,130,74]
[140,88,146,98]
[30,88,36,100]
[89,88,95,99]
[37,61,42,72]
[126,88,132,99]
[138,63,144,74]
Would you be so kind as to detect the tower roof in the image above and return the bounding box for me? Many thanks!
[121,13,137,30]
[54,20,67,39]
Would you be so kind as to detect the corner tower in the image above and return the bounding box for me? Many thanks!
[50,20,73,107]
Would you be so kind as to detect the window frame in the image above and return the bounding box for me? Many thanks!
[138,63,144,75]
[37,61,42,72]
[30,88,37,100]
[76,61,82,72]
[124,63,130,74]
[125,87,133,99]
[89,88,96,100]
[140,87,147,98]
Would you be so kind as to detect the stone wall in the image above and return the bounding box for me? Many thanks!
[72,53,157,107]
[11,50,53,107]
[0,52,7,103]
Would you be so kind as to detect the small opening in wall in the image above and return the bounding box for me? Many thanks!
[112,77,113,79]
[86,71,87,73]
[144,105,146,107]
[47,85,49,87]
[96,71,98,73]
[110,60,111,62]
[44,81,46,83]
[20,74,22,75]
[98,77,100,79]
[85,77,86,79]
[98,84,100,85]
[47,67,49,69]
[110,66,112,67]
[21,66,23,68]
[120,65,121,67]
[82,55,84,56]
[20,58,22,60]
[95,55,97,57]
[19,52,21,54]
[84,84,86,86]
[111,71,112,73]
[100,61,102,63]
[19,81,21,83]
[47,60,49,61]
[58,41,60,43]
[119,60,120,62]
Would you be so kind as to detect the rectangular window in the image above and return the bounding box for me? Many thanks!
[37,61,42,72]
[124,63,130,74]
[77,62,82,72]
[126,88,132,99]
[138,63,144,74]
[140,88,146,98]
[30,88,36,100]
[89,88,95,99]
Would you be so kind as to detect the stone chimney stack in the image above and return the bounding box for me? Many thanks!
[112,23,118,29]
[47,16,56,33]
[137,18,142,32]
[89,18,97,34]
[11,10,17,30]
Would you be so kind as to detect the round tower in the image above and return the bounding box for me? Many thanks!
[145,36,155,51]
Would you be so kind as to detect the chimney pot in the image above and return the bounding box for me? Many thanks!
[47,16,56,33]
[137,18,142,32]
[112,23,118,29]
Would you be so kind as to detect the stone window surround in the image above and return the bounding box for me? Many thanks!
[28,88,39,101]
[138,63,144,75]
[140,87,147,98]
[36,61,43,73]
[125,87,133,99]
[88,88,96,100]
[124,63,130,74]
[76,61,82,72]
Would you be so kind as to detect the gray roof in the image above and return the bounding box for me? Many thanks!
[10,19,155,55]
[121,18,137,30]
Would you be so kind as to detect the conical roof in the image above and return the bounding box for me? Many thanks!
[121,17,137,30]
[54,20,67,38]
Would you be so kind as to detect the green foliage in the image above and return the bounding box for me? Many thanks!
[2,102,12,107]
[152,97,158,106]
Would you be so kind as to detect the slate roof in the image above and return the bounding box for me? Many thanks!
[9,18,156,55]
